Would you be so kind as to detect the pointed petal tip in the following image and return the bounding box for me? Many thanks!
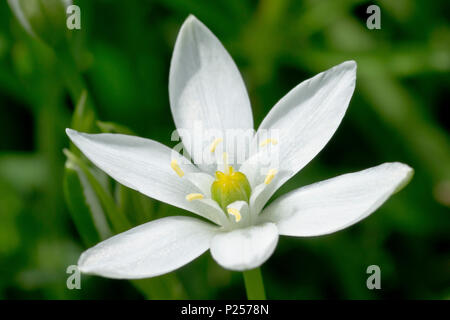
[65,128,79,142]
[387,162,414,192]
[339,60,357,86]
[65,128,84,138]
[186,14,198,22]
[76,264,87,274]
[340,60,357,79]
[76,255,91,274]
[179,15,211,41]
[182,14,201,30]
[386,161,414,175]
[333,60,357,79]
[76,260,106,278]
[65,128,86,144]
[65,128,74,136]
[344,60,357,69]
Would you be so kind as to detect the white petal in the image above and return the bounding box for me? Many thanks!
[194,198,229,226]
[66,129,222,225]
[185,172,214,197]
[78,216,218,279]
[239,148,273,189]
[248,170,291,217]
[210,223,278,271]
[226,200,250,227]
[169,15,253,172]
[260,162,413,237]
[254,61,357,193]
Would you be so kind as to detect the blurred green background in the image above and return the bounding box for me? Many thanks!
[0,0,449,299]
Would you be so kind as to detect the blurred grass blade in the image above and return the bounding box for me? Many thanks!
[115,184,154,226]
[132,274,188,300]
[63,148,131,233]
[63,160,111,247]
[7,0,70,49]
[71,90,96,134]
[0,153,47,194]
[97,120,136,135]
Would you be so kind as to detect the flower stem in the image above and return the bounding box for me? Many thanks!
[243,268,266,300]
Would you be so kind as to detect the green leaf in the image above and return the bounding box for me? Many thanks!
[63,149,131,234]
[115,184,154,226]
[8,0,69,49]
[70,90,96,134]
[0,153,47,194]
[96,120,136,135]
[131,274,188,300]
[63,161,111,247]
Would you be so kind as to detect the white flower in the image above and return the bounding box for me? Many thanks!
[66,15,413,279]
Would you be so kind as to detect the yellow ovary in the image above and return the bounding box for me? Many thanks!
[211,164,251,211]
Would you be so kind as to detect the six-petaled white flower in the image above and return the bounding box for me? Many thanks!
[66,15,413,279]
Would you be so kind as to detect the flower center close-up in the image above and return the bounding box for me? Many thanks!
[170,136,279,227]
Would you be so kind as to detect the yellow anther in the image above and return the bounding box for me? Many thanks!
[264,169,277,185]
[186,193,204,201]
[260,138,278,147]
[170,159,184,177]
[227,207,242,222]
[209,138,223,153]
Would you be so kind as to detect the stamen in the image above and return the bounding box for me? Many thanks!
[170,159,184,177]
[260,138,278,147]
[264,169,277,185]
[222,152,228,164]
[186,193,204,201]
[209,138,223,153]
[227,207,242,222]
[222,152,229,171]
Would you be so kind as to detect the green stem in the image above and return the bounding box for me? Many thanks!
[56,47,86,101]
[243,268,266,300]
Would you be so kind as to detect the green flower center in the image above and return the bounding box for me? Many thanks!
[211,166,251,212]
